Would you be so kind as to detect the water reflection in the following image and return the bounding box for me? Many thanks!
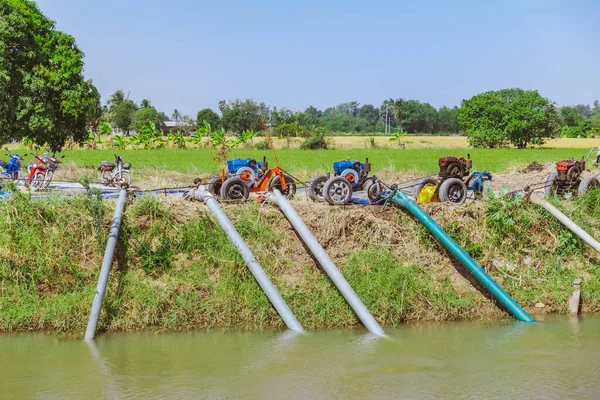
[2,316,600,399]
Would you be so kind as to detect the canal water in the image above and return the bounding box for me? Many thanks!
[2,316,599,399]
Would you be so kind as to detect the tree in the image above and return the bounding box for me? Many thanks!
[575,104,592,119]
[112,100,138,135]
[132,106,166,134]
[140,99,151,109]
[196,108,221,130]
[392,99,405,133]
[86,84,103,133]
[0,0,100,150]
[560,106,584,127]
[437,106,460,134]
[459,88,559,148]
[107,90,126,111]
[172,109,181,123]
[357,104,380,129]
[220,99,263,133]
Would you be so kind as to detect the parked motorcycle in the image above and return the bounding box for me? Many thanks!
[41,153,64,189]
[99,154,131,187]
[26,154,49,190]
[0,147,27,181]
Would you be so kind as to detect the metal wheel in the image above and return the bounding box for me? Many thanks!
[307,174,327,202]
[367,180,383,203]
[220,177,250,202]
[578,176,600,195]
[323,176,352,205]
[439,178,467,204]
[413,177,439,199]
[268,174,296,199]
[340,168,360,187]
[446,162,465,178]
[207,176,223,197]
[235,166,257,187]
[544,172,558,196]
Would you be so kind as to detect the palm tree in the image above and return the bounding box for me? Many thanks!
[107,90,125,111]
[392,99,405,133]
[172,109,181,123]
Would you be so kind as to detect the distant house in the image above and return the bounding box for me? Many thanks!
[162,120,196,135]
[162,121,178,134]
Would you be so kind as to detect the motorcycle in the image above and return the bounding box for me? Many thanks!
[0,147,27,181]
[99,154,131,187]
[41,153,64,189]
[26,154,49,190]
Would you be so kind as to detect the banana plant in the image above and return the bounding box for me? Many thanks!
[168,131,186,149]
[389,130,407,149]
[235,129,258,149]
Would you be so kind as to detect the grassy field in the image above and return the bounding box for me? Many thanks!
[8,146,599,178]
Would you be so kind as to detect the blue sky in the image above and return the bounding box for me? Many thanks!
[37,0,600,117]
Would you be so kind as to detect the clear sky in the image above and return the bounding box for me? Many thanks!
[37,0,600,117]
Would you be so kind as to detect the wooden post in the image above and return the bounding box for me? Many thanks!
[569,279,582,316]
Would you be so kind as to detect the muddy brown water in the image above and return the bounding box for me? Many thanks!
[2,316,599,399]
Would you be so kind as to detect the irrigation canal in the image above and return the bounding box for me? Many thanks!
[2,316,599,398]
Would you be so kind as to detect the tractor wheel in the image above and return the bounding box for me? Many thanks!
[307,174,327,202]
[578,176,600,195]
[362,177,377,193]
[446,162,465,178]
[220,177,249,203]
[544,172,558,196]
[268,174,297,199]
[413,177,439,199]
[207,176,223,197]
[323,176,352,205]
[439,178,467,204]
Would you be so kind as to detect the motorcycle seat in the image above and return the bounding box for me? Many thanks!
[100,161,115,168]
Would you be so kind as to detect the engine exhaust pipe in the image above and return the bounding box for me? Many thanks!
[529,192,600,254]
[269,189,385,336]
[195,186,303,332]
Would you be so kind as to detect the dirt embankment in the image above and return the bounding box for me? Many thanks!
[1,166,599,334]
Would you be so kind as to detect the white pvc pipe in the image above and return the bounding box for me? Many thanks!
[195,186,303,332]
[85,189,128,340]
[529,192,600,254]
[269,189,385,336]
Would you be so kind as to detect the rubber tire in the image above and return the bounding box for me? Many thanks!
[220,177,250,202]
[323,176,353,205]
[578,176,600,195]
[31,173,44,191]
[362,176,377,193]
[439,178,467,204]
[42,170,53,189]
[207,176,223,197]
[544,172,558,196]
[413,177,439,199]
[118,171,131,186]
[268,174,296,199]
[307,174,328,202]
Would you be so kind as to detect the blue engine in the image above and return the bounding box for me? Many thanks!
[333,160,364,175]
[227,158,262,173]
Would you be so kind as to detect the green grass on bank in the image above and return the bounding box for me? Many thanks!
[0,189,599,334]
[9,147,595,177]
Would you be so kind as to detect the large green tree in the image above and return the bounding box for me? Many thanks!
[221,99,263,133]
[437,106,460,133]
[112,100,138,135]
[196,108,221,130]
[459,89,559,148]
[0,0,100,150]
[132,105,165,133]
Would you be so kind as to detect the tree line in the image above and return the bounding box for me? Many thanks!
[2,1,600,151]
